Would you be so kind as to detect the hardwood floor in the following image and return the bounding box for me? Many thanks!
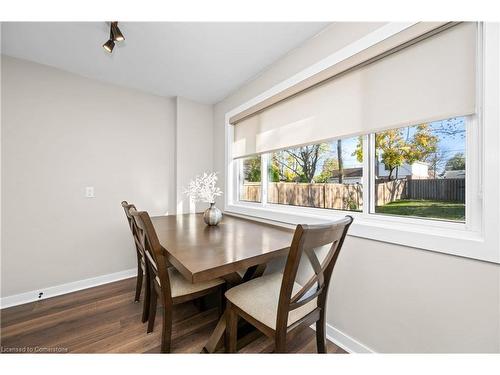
[0,277,347,354]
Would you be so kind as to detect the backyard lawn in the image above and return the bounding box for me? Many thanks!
[375,199,465,221]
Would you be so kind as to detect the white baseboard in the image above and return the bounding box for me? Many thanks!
[311,323,375,353]
[0,268,137,309]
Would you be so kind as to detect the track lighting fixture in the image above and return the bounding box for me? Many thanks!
[111,22,125,42]
[103,38,115,53]
[103,22,125,53]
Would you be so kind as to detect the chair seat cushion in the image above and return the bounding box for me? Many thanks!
[158,268,225,298]
[225,273,317,330]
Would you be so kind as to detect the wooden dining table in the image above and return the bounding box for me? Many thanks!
[151,212,294,353]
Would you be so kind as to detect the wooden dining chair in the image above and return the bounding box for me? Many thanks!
[121,201,150,324]
[130,209,226,353]
[224,216,353,353]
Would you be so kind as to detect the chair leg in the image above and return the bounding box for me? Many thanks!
[316,309,327,353]
[217,287,225,319]
[134,263,143,302]
[141,270,150,323]
[275,332,287,353]
[225,303,238,353]
[160,306,173,353]
[147,287,157,333]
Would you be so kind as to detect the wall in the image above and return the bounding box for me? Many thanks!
[213,23,500,353]
[0,56,177,297]
[175,97,214,214]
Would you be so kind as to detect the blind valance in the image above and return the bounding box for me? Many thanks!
[232,22,476,158]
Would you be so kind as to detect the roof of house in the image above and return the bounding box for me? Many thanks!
[443,170,465,179]
[330,167,362,178]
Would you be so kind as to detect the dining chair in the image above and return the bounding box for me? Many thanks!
[121,201,150,324]
[130,209,226,353]
[224,216,353,353]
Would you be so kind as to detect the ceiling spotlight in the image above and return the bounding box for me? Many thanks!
[102,21,125,53]
[103,38,115,53]
[111,22,125,42]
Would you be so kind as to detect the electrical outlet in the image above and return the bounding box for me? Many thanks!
[85,186,95,198]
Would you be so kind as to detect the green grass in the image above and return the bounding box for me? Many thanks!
[375,199,465,221]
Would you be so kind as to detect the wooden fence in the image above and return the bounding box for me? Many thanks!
[375,178,465,204]
[242,182,363,210]
[240,182,261,202]
[241,178,465,208]
[407,178,465,202]
[375,179,407,206]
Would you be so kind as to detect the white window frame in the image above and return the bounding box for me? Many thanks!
[224,22,500,264]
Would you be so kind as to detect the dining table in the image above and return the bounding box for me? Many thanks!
[151,212,295,353]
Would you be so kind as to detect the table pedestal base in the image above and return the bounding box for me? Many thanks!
[202,264,267,353]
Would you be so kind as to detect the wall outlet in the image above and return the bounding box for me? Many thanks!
[85,186,95,198]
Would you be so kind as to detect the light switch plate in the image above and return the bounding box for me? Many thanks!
[85,186,95,198]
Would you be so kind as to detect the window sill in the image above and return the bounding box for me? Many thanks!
[224,202,496,264]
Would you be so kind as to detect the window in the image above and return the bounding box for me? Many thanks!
[234,117,467,222]
[238,156,261,203]
[267,136,363,211]
[374,118,466,222]
[226,22,500,263]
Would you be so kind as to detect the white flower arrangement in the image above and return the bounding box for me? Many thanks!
[184,172,223,204]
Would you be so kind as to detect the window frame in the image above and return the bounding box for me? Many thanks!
[224,22,499,264]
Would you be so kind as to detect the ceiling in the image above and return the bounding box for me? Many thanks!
[1,22,330,103]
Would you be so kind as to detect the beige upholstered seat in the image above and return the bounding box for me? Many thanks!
[154,268,225,298]
[225,272,317,330]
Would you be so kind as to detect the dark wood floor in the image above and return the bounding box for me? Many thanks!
[0,277,347,354]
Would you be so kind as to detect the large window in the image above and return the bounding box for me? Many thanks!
[374,118,466,222]
[235,117,467,223]
[226,23,500,264]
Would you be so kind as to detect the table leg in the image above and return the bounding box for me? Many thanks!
[201,264,267,353]
[242,263,267,282]
[202,311,227,353]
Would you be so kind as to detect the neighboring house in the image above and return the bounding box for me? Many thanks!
[442,170,465,179]
[328,167,363,184]
[378,161,429,179]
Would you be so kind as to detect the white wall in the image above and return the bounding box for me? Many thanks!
[214,23,500,353]
[175,97,214,214]
[0,56,177,297]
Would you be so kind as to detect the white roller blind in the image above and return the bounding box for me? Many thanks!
[233,22,477,158]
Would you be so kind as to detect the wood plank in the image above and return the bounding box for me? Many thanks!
[0,277,346,354]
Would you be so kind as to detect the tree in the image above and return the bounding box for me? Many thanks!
[375,129,407,180]
[445,152,465,170]
[270,151,300,182]
[273,144,329,183]
[353,135,364,164]
[243,156,261,182]
[337,139,344,183]
[427,150,448,178]
[403,124,438,165]
[314,158,339,183]
[353,125,438,180]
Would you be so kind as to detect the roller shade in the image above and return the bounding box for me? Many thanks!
[232,22,477,159]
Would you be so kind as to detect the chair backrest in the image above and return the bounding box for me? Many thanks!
[130,209,173,303]
[121,201,144,260]
[276,216,353,330]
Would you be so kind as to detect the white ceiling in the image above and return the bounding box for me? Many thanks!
[1,22,330,103]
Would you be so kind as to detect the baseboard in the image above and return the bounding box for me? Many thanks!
[0,268,137,309]
[310,323,375,353]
